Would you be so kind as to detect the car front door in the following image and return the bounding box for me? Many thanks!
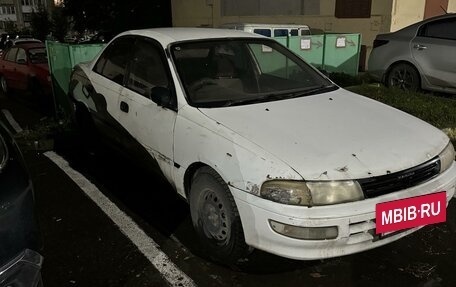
[411,17,456,90]
[118,37,177,182]
[1,48,19,89]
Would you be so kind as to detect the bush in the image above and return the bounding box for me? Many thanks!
[328,72,373,88]
[347,84,456,130]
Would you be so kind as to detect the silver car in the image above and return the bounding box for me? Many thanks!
[368,14,456,94]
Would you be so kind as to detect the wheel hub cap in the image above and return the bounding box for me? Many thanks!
[201,191,229,242]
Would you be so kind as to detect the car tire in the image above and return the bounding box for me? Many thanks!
[74,102,99,153]
[386,63,420,92]
[0,75,8,96]
[189,166,250,265]
[30,80,51,115]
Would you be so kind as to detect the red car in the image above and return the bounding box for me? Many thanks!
[0,43,51,97]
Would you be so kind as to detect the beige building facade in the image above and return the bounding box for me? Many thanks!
[0,0,54,32]
[172,0,456,67]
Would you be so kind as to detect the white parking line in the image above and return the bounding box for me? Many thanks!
[1,109,23,133]
[44,151,196,287]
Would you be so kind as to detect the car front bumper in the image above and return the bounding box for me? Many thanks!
[0,249,43,287]
[232,163,456,260]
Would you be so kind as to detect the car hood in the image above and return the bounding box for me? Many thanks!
[199,89,448,181]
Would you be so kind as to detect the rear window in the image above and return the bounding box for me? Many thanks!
[28,48,47,64]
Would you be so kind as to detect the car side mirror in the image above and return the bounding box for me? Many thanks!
[16,59,26,65]
[149,86,174,109]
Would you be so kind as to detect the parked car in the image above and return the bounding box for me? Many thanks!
[0,43,52,112]
[69,28,456,264]
[220,23,311,37]
[3,38,41,51]
[0,120,43,286]
[78,31,115,44]
[368,13,456,94]
[0,34,34,50]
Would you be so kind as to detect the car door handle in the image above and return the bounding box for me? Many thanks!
[413,44,427,50]
[120,101,129,113]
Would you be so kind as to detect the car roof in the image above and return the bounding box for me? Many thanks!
[396,13,456,35]
[11,38,41,43]
[116,27,264,47]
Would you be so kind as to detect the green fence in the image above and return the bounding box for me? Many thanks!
[276,33,361,76]
[46,41,105,118]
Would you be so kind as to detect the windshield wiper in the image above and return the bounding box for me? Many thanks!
[223,84,338,107]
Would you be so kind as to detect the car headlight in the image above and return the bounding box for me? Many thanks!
[439,141,455,173]
[0,135,8,172]
[260,180,364,206]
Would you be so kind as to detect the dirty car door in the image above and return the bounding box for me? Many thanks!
[118,37,177,182]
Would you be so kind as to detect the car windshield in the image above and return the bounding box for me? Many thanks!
[171,38,336,107]
[28,48,47,64]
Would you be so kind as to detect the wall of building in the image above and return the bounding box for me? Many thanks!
[448,0,456,11]
[172,0,394,62]
[390,0,426,32]
[171,0,455,68]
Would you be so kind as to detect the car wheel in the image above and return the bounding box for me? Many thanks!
[386,63,420,92]
[189,166,250,265]
[30,80,50,115]
[0,75,8,95]
[74,103,99,153]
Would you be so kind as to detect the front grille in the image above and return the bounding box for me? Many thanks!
[358,156,441,198]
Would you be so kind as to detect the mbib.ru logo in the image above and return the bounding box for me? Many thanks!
[376,192,446,234]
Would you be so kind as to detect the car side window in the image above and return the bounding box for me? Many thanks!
[94,37,131,85]
[16,48,26,63]
[418,18,456,40]
[253,29,272,37]
[126,39,169,98]
[5,48,18,62]
[274,29,289,37]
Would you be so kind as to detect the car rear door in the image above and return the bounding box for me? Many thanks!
[411,17,456,89]
[88,36,133,147]
[14,48,29,90]
[117,37,177,182]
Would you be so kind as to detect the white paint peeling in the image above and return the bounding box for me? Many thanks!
[44,151,196,287]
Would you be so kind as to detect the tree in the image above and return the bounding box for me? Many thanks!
[30,5,51,41]
[62,0,172,34]
[51,5,69,42]
[3,20,18,34]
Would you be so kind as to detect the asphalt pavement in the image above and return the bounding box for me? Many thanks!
[2,91,456,287]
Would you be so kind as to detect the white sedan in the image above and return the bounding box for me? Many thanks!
[69,28,456,263]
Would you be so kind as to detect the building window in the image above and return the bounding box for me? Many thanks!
[23,13,32,22]
[222,0,320,16]
[22,0,32,6]
[335,0,372,18]
[1,6,16,15]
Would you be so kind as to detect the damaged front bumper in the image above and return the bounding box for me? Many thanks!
[231,163,456,260]
[0,249,43,287]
